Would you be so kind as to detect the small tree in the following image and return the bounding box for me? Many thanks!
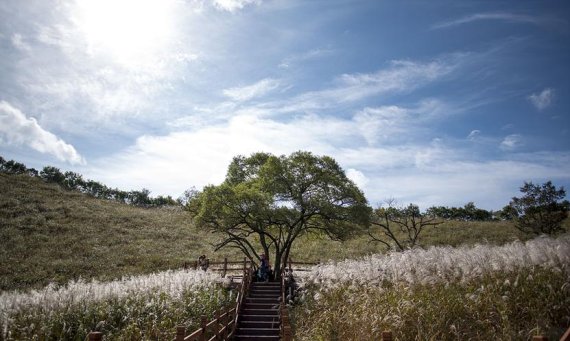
[40,166,65,184]
[369,200,442,251]
[509,181,569,235]
[189,151,370,279]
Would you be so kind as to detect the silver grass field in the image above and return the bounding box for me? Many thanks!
[292,236,570,340]
[1,236,569,340]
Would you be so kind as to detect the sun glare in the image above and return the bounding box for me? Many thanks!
[74,0,176,66]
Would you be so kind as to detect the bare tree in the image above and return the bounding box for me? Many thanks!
[369,199,442,251]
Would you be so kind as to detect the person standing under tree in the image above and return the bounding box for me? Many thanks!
[198,255,209,271]
[258,253,270,282]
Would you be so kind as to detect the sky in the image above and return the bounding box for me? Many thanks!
[1,0,569,210]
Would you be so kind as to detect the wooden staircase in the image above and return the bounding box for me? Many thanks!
[234,281,281,340]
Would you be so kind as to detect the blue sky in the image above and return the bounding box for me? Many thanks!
[1,0,569,210]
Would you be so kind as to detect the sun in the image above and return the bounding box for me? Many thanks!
[74,0,176,66]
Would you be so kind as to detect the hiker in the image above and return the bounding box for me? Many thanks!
[258,253,270,282]
[198,255,209,271]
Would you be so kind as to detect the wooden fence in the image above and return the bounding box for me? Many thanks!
[86,257,320,341]
[185,257,318,278]
[172,266,253,341]
[184,257,251,278]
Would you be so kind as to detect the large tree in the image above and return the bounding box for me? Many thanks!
[188,151,370,279]
[509,181,569,235]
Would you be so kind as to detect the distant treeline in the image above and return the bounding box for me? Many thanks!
[425,202,513,221]
[0,156,513,218]
[0,156,178,207]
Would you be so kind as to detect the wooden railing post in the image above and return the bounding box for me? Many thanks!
[213,309,220,340]
[283,325,292,341]
[176,325,186,341]
[223,258,228,278]
[221,308,227,340]
[199,315,207,341]
[381,330,392,341]
[243,257,247,272]
[88,332,102,341]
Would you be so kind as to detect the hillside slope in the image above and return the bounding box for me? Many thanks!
[0,173,243,291]
[2,172,549,292]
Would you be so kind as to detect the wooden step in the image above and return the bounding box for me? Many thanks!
[234,335,280,341]
[245,297,280,303]
[249,290,280,296]
[251,282,280,287]
[243,302,280,310]
[239,314,280,322]
[241,308,279,316]
[238,320,280,329]
[235,281,283,341]
[246,293,281,301]
[235,327,280,336]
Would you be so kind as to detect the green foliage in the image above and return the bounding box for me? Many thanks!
[190,151,371,277]
[0,159,30,175]
[426,202,493,221]
[509,181,569,235]
[497,204,517,220]
[1,156,178,208]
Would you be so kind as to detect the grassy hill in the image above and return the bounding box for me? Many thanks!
[1,173,569,340]
[1,172,560,292]
[0,173,245,291]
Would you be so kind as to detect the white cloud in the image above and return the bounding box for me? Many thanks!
[213,0,261,12]
[0,101,85,164]
[432,12,542,29]
[467,130,481,140]
[11,33,31,51]
[4,0,201,133]
[528,88,555,111]
[353,100,448,145]
[89,111,570,210]
[278,47,334,68]
[354,106,409,145]
[500,134,523,151]
[223,78,281,101]
[276,56,462,114]
[346,168,369,190]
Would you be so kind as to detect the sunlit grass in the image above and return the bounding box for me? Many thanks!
[291,236,570,340]
[0,269,231,340]
[0,174,243,291]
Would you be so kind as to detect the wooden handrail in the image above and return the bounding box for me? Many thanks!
[89,257,320,341]
[230,267,251,338]
[186,257,253,278]
[172,266,252,341]
[561,326,570,341]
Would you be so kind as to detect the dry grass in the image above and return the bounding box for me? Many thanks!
[292,236,570,340]
[2,172,570,339]
[0,174,243,291]
[2,172,567,292]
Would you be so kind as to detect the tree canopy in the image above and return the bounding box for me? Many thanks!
[509,181,569,235]
[188,151,371,278]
